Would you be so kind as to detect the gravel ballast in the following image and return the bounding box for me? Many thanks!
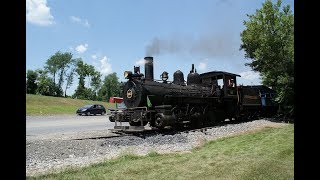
[26,119,288,176]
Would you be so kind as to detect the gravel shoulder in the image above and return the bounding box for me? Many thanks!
[26,119,289,176]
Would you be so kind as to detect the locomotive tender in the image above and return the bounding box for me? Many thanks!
[111,57,277,131]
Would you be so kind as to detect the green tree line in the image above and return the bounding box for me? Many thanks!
[26,51,121,101]
[240,0,294,117]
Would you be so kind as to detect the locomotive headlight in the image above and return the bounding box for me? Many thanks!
[124,71,132,79]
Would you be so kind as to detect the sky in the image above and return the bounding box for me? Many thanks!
[26,0,294,96]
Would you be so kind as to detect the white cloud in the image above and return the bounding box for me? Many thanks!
[84,20,90,27]
[70,16,90,28]
[135,58,146,65]
[239,71,260,80]
[198,62,207,71]
[26,0,54,26]
[75,43,88,54]
[91,54,97,60]
[70,16,81,23]
[97,56,112,76]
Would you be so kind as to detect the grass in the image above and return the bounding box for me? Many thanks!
[26,94,116,115]
[27,124,294,180]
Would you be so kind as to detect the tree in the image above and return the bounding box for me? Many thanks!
[35,69,61,96]
[86,64,95,87]
[98,73,121,101]
[45,54,59,85]
[73,59,87,99]
[64,67,75,97]
[240,0,294,116]
[26,70,38,94]
[45,51,75,97]
[57,52,73,92]
[90,71,102,96]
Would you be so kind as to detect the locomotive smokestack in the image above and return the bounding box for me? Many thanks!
[144,56,154,81]
[190,64,195,73]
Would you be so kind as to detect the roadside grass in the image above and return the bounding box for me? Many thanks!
[27,124,294,180]
[26,94,116,115]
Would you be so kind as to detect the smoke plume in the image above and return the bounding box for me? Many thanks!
[145,31,238,58]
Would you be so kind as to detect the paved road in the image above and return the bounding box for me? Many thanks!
[26,115,129,136]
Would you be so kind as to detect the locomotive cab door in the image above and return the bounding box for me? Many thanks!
[222,74,240,119]
[223,74,238,97]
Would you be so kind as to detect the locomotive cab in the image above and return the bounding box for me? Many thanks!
[199,71,240,98]
[199,71,241,120]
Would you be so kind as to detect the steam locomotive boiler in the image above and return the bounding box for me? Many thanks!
[111,57,278,131]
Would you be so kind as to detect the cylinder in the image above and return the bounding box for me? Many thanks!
[144,57,154,81]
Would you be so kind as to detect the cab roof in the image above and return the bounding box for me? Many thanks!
[199,71,241,79]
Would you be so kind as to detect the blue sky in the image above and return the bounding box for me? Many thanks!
[26,0,294,96]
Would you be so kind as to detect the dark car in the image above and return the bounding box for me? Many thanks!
[108,102,128,122]
[76,104,106,116]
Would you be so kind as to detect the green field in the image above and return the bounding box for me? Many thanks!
[27,124,294,180]
[26,94,116,115]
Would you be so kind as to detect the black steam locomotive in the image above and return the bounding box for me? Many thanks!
[111,57,278,131]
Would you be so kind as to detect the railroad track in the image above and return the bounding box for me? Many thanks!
[72,118,257,140]
[73,125,221,140]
